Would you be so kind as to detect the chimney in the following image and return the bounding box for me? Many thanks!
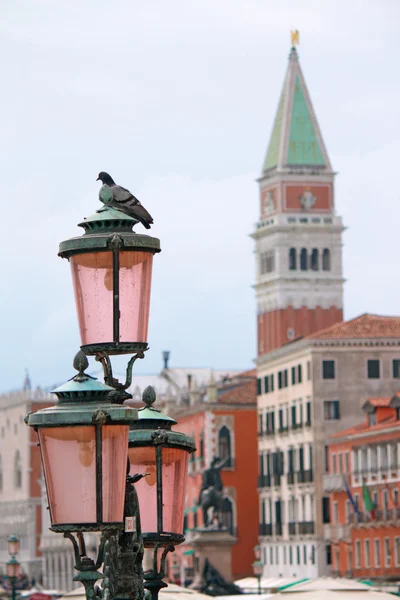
[162,350,170,370]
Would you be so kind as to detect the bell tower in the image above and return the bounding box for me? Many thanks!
[253,42,344,356]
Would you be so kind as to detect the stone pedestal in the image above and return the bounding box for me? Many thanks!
[184,528,237,590]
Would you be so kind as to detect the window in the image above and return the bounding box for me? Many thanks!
[289,248,297,270]
[275,546,279,564]
[311,545,315,565]
[303,545,307,565]
[0,455,2,492]
[221,497,234,534]
[311,248,319,271]
[333,501,339,525]
[322,248,331,271]
[394,490,399,507]
[14,451,22,489]
[218,426,232,467]
[369,412,377,426]
[289,546,293,565]
[322,497,330,524]
[355,540,361,569]
[393,360,400,378]
[300,248,308,270]
[332,453,337,474]
[291,366,296,385]
[297,545,300,565]
[264,376,269,393]
[298,365,302,383]
[278,371,283,389]
[325,446,329,472]
[367,359,380,379]
[384,538,390,568]
[326,544,332,566]
[270,374,275,392]
[345,453,349,474]
[322,360,335,379]
[307,361,311,380]
[257,378,262,395]
[283,546,287,564]
[270,546,273,565]
[306,401,311,426]
[324,400,340,420]
[374,539,381,567]
[395,537,400,567]
[365,539,371,568]
[284,370,288,387]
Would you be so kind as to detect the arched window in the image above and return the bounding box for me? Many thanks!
[322,249,331,271]
[300,248,308,271]
[218,426,232,467]
[289,248,297,270]
[222,497,234,534]
[311,249,319,271]
[14,451,22,489]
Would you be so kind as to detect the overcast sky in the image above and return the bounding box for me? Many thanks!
[1,0,399,392]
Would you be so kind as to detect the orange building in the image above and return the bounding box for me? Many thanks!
[164,370,259,583]
[326,394,400,580]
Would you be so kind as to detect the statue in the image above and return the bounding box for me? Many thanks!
[198,457,227,528]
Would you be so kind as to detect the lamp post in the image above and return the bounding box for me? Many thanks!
[7,535,20,600]
[252,545,263,596]
[26,202,195,600]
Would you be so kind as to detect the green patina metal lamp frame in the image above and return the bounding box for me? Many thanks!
[26,206,195,600]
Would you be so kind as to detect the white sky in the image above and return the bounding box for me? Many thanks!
[1,0,400,391]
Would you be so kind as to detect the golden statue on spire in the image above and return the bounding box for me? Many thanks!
[291,30,299,47]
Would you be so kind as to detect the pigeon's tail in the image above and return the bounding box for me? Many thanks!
[132,204,154,229]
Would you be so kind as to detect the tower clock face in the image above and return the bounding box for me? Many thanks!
[300,189,316,210]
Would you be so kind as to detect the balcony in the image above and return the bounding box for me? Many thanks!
[278,426,289,434]
[275,522,283,536]
[288,522,297,536]
[297,470,313,484]
[324,523,351,542]
[287,472,295,485]
[323,473,346,492]
[259,523,272,536]
[349,508,400,526]
[291,423,303,431]
[258,474,271,488]
[298,521,315,535]
[272,474,282,487]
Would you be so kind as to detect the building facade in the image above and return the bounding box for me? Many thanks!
[162,370,259,583]
[326,394,400,580]
[256,314,400,578]
[0,378,53,582]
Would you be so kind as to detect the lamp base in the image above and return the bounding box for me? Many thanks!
[81,342,149,356]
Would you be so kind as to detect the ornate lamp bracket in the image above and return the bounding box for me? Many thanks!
[95,351,145,403]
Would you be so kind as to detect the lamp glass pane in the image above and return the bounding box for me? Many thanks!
[39,426,96,524]
[6,562,20,578]
[128,446,157,532]
[162,447,188,534]
[102,425,129,522]
[119,251,153,343]
[70,252,113,346]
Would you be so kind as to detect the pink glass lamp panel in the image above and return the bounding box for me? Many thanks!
[8,540,19,556]
[128,447,157,532]
[6,562,20,578]
[119,251,153,343]
[102,425,129,522]
[161,448,188,534]
[70,252,113,346]
[39,427,97,524]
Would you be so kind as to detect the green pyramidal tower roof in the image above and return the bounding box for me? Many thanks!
[262,47,332,174]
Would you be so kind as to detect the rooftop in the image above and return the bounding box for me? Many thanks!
[309,313,400,340]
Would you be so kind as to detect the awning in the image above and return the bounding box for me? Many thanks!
[183,549,195,556]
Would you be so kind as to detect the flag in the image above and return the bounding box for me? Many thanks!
[343,475,359,517]
[362,479,376,519]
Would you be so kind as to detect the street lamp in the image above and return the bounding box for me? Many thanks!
[252,545,263,596]
[26,202,194,600]
[7,536,20,600]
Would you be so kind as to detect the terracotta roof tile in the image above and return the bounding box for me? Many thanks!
[309,313,400,340]
[330,415,398,439]
[218,378,256,405]
[365,397,392,408]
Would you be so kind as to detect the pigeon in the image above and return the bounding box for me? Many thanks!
[97,172,154,230]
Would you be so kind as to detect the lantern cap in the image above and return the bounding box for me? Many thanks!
[26,351,138,429]
[58,206,161,259]
[7,535,19,543]
[133,386,177,429]
[7,556,20,566]
[129,386,196,453]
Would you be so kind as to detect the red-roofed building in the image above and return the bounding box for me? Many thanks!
[325,395,400,580]
[161,370,259,583]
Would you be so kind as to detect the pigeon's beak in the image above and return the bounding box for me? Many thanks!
[96,176,100,181]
